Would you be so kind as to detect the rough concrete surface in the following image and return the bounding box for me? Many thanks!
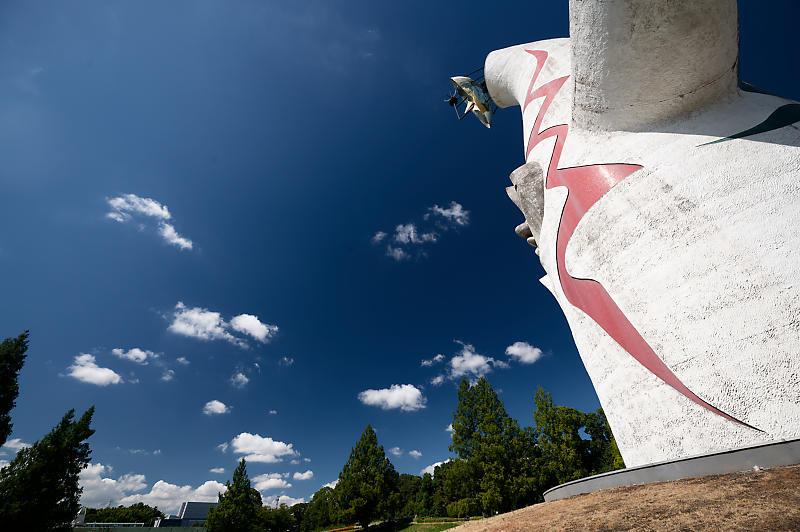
[484,0,800,468]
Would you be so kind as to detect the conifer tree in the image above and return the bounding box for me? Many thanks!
[0,407,95,530]
[206,458,262,532]
[337,424,399,528]
[0,330,30,446]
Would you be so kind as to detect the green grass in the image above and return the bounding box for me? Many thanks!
[396,524,460,532]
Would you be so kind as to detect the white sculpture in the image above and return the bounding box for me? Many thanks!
[482,0,800,466]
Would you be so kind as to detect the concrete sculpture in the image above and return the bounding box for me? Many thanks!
[480,0,800,467]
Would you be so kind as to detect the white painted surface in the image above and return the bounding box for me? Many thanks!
[484,1,800,467]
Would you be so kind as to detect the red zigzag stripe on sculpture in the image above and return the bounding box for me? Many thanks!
[522,49,758,431]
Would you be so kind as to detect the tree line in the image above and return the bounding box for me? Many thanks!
[208,376,624,531]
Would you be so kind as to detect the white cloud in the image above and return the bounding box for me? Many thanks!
[420,354,445,367]
[203,400,230,416]
[160,369,175,382]
[388,447,403,457]
[428,201,470,226]
[0,459,8,469]
[293,470,313,481]
[2,438,30,451]
[358,384,426,412]
[385,246,409,261]
[409,450,422,459]
[153,449,162,455]
[268,409,278,415]
[230,433,297,463]
[420,460,450,476]
[66,354,123,386]
[168,302,236,344]
[230,372,249,389]
[106,194,194,251]
[119,479,226,515]
[158,223,193,250]
[111,348,157,365]
[505,341,544,364]
[303,458,311,463]
[253,473,291,491]
[79,463,147,509]
[290,459,300,465]
[217,442,229,453]
[230,314,278,343]
[278,356,294,367]
[322,479,338,490]
[442,341,508,382]
[210,467,225,474]
[168,302,276,349]
[430,375,445,386]
[371,231,387,244]
[106,194,171,222]
[176,357,189,365]
[267,495,305,508]
[446,423,454,433]
[393,223,437,245]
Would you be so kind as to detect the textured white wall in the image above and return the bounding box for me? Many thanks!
[486,3,800,467]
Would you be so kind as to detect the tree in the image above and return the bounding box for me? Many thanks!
[84,502,164,526]
[302,486,340,531]
[206,458,262,532]
[0,406,95,530]
[584,408,625,474]
[0,330,29,446]
[337,424,399,528]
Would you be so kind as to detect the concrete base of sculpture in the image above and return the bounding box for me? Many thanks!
[542,438,800,502]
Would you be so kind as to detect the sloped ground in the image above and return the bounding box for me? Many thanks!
[452,464,800,531]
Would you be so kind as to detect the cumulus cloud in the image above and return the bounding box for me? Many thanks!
[290,459,300,465]
[409,450,422,459]
[388,447,403,457]
[505,341,544,364]
[385,246,410,261]
[278,356,294,367]
[66,354,123,386]
[203,400,230,416]
[79,463,147,508]
[420,354,445,367]
[217,442,229,453]
[230,433,297,463]
[446,424,454,433]
[428,201,470,226]
[119,479,226,515]
[430,341,509,384]
[268,410,278,415]
[322,479,339,490]
[167,302,276,349]
[2,438,30,451]
[358,384,426,412]
[106,194,193,251]
[230,314,278,343]
[293,470,313,481]
[373,201,469,261]
[176,357,189,365]
[267,495,305,508]
[160,369,175,382]
[303,458,311,463]
[230,372,249,389]
[393,223,437,245]
[210,467,225,474]
[111,348,157,365]
[253,473,291,491]
[420,460,450,476]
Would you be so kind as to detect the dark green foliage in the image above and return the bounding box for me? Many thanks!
[336,424,400,528]
[206,458,262,532]
[301,486,341,531]
[0,407,95,530]
[0,330,29,446]
[84,502,164,526]
[259,503,296,532]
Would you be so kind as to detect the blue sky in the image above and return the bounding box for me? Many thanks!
[1,0,798,514]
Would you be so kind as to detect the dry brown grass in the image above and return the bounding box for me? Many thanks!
[452,464,800,531]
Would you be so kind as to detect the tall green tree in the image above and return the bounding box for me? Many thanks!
[0,406,95,530]
[301,486,340,531]
[336,424,399,528]
[0,330,30,446]
[206,458,262,532]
